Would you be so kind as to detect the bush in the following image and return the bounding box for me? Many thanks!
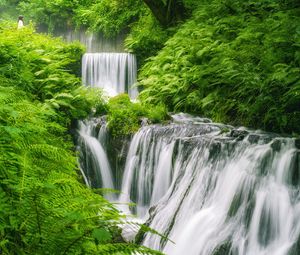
[125,13,169,66]
[0,22,161,254]
[107,94,168,137]
[139,0,300,134]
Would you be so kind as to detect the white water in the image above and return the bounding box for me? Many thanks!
[153,139,299,255]
[82,53,138,99]
[52,28,139,99]
[77,120,115,196]
[78,114,300,255]
[54,29,125,53]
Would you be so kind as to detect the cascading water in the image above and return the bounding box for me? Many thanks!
[52,28,139,99]
[81,53,138,98]
[78,113,300,255]
[77,119,115,199]
[53,28,125,53]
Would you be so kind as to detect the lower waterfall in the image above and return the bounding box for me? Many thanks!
[77,114,300,255]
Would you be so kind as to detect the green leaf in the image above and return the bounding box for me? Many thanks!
[92,228,112,243]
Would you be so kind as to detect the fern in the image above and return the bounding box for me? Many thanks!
[0,23,161,255]
[139,0,300,134]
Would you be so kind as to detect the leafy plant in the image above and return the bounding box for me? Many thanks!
[107,94,168,137]
[139,0,300,134]
[125,12,170,66]
[0,22,162,254]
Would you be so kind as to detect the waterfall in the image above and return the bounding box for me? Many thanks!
[82,53,138,99]
[52,28,138,99]
[77,119,115,199]
[53,29,125,53]
[78,113,300,255]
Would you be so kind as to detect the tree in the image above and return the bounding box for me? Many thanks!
[143,0,186,27]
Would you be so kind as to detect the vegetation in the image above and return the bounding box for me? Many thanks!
[14,0,195,33]
[142,0,186,27]
[0,0,196,65]
[17,0,297,135]
[1,0,298,135]
[0,0,299,254]
[139,0,300,134]
[124,13,170,66]
[107,94,168,137]
[0,22,162,254]
[14,0,144,35]
[74,0,146,36]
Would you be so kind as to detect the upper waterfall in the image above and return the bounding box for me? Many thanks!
[51,28,139,99]
[53,28,125,53]
[82,53,138,98]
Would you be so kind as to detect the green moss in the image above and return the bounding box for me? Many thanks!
[107,94,168,137]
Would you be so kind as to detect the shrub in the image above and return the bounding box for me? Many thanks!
[139,0,300,134]
[107,94,168,137]
[0,22,162,254]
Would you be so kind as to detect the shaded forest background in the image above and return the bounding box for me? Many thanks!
[2,0,298,134]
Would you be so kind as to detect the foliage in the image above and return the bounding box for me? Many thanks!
[125,13,170,66]
[139,0,300,134]
[3,0,299,135]
[0,22,162,254]
[124,1,202,66]
[15,0,146,36]
[0,22,106,124]
[1,0,193,69]
[12,0,197,34]
[17,0,80,32]
[75,0,146,36]
[107,94,168,137]
[0,0,20,19]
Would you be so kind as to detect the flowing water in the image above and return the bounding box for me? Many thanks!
[54,28,125,53]
[52,28,138,99]
[81,53,138,98]
[77,119,114,191]
[77,113,300,255]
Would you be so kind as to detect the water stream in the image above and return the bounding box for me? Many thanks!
[77,113,300,255]
[54,28,138,98]
[54,28,125,53]
[82,53,138,98]
[70,25,300,255]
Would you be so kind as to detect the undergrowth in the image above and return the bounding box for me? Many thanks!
[139,0,300,134]
[0,22,162,254]
[107,94,168,137]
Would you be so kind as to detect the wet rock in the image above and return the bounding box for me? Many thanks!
[248,134,260,144]
[290,151,300,186]
[270,139,281,152]
[134,205,157,245]
[209,141,222,160]
[134,226,147,245]
[140,117,151,126]
[289,232,300,255]
[229,129,249,140]
[295,138,300,149]
[212,242,232,255]
[106,134,131,189]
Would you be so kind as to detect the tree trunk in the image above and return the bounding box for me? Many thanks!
[143,0,186,27]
